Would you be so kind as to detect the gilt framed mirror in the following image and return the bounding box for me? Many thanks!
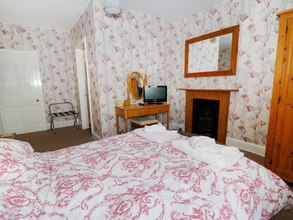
[184,25,240,78]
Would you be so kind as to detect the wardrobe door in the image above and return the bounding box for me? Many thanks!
[265,11,293,183]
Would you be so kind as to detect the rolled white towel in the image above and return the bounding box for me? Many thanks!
[133,128,180,143]
[172,139,244,169]
[144,123,166,133]
[172,139,197,156]
[188,136,219,153]
[188,136,216,148]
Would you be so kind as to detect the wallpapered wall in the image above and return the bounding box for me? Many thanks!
[173,0,293,146]
[0,23,78,123]
[0,0,292,147]
[72,0,292,146]
[72,0,172,138]
[70,4,102,135]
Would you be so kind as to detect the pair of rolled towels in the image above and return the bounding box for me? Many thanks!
[172,136,244,169]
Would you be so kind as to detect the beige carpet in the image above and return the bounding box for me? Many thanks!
[15,127,293,219]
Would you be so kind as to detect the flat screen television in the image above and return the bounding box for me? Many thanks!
[143,85,167,104]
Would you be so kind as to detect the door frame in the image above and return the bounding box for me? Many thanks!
[75,37,93,131]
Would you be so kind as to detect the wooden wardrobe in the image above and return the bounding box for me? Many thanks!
[265,9,293,183]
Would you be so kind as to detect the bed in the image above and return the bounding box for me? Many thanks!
[1,131,292,220]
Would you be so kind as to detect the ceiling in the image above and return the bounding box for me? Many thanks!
[0,0,223,31]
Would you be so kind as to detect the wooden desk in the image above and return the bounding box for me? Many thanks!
[115,104,170,134]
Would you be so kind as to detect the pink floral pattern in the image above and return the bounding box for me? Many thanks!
[0,134,292,219]
[0,139,35,185]
[1,0,293,145]
[0,23,78,124]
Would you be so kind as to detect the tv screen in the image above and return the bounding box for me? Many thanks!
[143,86,167,104]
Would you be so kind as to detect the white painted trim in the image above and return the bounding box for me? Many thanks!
[91,131,101,140]
[46,120,79,130]
[226,137,265,157]
[46,119,101,141]
[0,115,3,134]
[75,37,93,132]
[169,122,185,131]
[169,123,266,157]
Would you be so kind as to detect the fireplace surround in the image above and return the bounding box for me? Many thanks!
[179,88,238,144]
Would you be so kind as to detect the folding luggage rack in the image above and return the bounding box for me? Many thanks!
[49,102,79,134]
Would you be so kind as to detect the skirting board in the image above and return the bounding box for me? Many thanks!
[46,119,77,130]
[92,132,101,140]
[226,137,266,157]
[169,123,185,132]
[47,120,101,141]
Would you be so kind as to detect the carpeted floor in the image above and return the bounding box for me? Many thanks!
[16,126,94,152]
[15,127,293,219]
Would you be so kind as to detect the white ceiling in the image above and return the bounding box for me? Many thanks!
[0,0,223,31]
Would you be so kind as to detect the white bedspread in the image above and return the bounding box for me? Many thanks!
[0,133,292,220]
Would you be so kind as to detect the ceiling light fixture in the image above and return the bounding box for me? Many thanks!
[104,0,122,15]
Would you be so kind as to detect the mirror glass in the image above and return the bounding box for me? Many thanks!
[129,72,143,100]
[129,72,145,100]
[184,25,239,77]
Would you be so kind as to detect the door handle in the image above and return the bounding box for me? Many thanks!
[36,99,39,102]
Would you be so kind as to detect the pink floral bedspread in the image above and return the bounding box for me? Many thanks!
[1,132,293,219]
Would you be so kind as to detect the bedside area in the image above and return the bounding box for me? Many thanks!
[0,133,16,139]
[116,71,170,134]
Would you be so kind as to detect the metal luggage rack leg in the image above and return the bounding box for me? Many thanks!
[49,102,79,134]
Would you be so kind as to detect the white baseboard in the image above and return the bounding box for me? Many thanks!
[92,131,101,140]
[47,120,101,140]
[46,120,77,129]
[169,123,185,132]
[168,124,265,157]
[226,137,265,157]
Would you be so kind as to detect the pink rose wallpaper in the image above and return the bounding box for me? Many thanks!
[1,0,292,153]
[0,23,78,122]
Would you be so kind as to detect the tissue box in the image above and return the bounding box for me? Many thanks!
[115,100,124,106]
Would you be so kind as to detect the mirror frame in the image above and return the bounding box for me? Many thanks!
[123,72,147,106]
[129,71,144,100]
[184,25,240,78]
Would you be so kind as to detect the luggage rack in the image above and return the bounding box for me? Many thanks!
[49,102,79,134]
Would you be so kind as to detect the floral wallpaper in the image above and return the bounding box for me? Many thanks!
[1,0,293,148]
[218,48,231,70]
[71,0,172,138]
[188,38,219,72]
[72,0,292,146]
[0,23,78,123]
[171,0,293,146]
[71,3,101,135]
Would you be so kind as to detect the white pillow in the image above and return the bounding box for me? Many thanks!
[0,139,35,184]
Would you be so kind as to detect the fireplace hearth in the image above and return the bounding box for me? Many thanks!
[179,88,238,144]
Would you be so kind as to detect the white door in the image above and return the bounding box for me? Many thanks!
[0,49,47,134]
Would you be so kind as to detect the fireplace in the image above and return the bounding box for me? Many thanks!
[192,99,219,139]
[179,88,238,144]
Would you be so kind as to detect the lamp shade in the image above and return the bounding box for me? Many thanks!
[104,0,122,15]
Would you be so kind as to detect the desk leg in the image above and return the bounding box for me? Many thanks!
[116,115,120,134]
[124,117,129,133]
[166,112,169,130]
